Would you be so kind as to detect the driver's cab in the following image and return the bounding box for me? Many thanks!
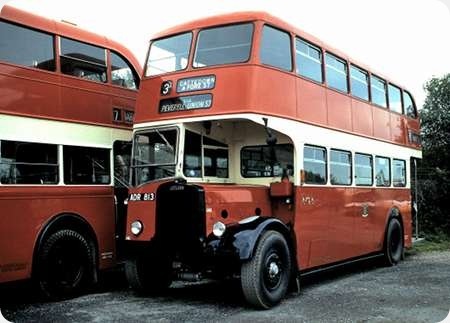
[131,116,296,188]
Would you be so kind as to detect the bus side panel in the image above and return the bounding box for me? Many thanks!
[296,77,327,125]
[295,186,356,269]
[295,186,412,271]
[372,188,412,249]
[0,186,115,283]
[203,184,272,234]
[60,75,111,125]
[0,64,59,119]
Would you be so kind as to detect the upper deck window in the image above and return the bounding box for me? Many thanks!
[350,65,369,101]
[370,75,387,108]
[0,21,55,71]
[260,25,292,71]
[193,23,253,68]
[403,90,417,118]
[60,37,107,83]
[111,51,139,90]
[295,38,322,83]
[388,84,403,114]
[325,53,348,93]
[146,32,192,76]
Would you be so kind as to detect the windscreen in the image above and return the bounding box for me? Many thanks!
[132,128,178,185]
[146,33,192,76]
[193,23,253,67]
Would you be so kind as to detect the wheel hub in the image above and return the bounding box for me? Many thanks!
[268,262,280,279]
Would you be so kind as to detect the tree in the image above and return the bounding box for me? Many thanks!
[418,74,450,236]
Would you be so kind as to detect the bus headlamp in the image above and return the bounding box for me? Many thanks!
[131,221,143,236]
[213,221,226,238]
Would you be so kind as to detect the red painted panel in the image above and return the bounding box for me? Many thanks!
[295,186,412,270]
[351,99,373,137]
[125,181,164,241]
[0,186,115,283]
[390,113,406,144]
[372,106,391,141]
[203,184,272,234]
[326,89,353,132]
[296,78,327,125]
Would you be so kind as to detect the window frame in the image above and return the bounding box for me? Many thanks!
[325,52,349,93]
[295,37,323,83]
[370,74,388,108]
[375,155,391,187]
[145,31,193,77]
[193,22,255,69]
[240,144,294,178]
[392,158,407,188]
[59,36,108,83]
[184,129,230,179]
[0,140,59,185]
[388,83,403,115]
[329,148,352,186]
[354,152,373,186]
[110,50,140,90]
[259,24,293,72]
[0,19,56,72]
[350,64,369,101]
[63,145,111,185]
[303,144,327,185]
[402,90,417,119]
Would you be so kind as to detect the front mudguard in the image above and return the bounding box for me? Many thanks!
[207,216,292,261]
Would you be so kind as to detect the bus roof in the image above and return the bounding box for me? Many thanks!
[0,5,142,75]
[150,11,405,90]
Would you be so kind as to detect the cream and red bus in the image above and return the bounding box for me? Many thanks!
[124,12,421,308]
[0,6,141,299]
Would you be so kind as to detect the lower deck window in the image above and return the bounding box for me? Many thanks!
[393,159,406,187]
[303,145,326,184]
[375,156,391,187]
[241,144,293,178]
[0,140,58,184]
[355,153,373,186]
[64,146,110,185]
[330,149,351,185]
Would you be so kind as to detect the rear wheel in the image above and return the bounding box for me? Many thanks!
[125,251,172,294]
[383,217,404,266]
[241,230,291,309]
[36,229,94,300]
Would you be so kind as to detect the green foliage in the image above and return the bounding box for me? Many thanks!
[407,235,450,255]
[418,74,450,237]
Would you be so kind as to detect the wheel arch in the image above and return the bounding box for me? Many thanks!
[383,207,405,247]
[32,212,99,283]
[225,217,298,272]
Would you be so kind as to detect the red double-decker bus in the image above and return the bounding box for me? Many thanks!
[124,12,421,308]
[0,6,141,299]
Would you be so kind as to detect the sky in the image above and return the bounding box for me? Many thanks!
[1,0,450,109]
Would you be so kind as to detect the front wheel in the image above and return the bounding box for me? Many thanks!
[36,229,94,300]
[125,251,172,294]
[240,230,291,309]
[383,217,404,266]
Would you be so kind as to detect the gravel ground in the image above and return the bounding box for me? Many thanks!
[1,251,449,323]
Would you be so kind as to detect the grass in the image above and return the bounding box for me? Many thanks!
[407,235,450,255]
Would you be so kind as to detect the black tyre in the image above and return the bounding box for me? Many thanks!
[383,217,404,266]
[241,230,291,309]
[125,252,172,294]
[36,229,94,299]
